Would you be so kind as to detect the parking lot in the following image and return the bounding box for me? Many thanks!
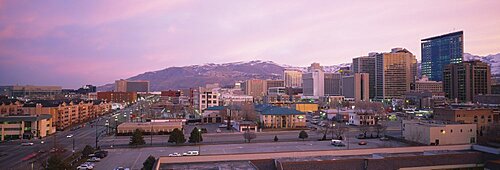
[94,136,409,170]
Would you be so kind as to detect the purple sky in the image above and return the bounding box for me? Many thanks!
[1,0,500,88]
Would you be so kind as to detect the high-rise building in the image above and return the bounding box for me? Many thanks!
[115,79,150,93]
[421,31,464,81]
[375,48,418,100]
[443,60,491,102]
[342,73,369,102]
[303,63,324,97]
[324,73,342,96]
[283,69,303,87]
[352,55,376,99]
[244,79,267,99]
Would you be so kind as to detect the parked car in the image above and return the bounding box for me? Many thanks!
[87,157,101,162]
[82,162,95,167]
[216,128,221,133]
[379,137,389,141]
[114,167,130,170]
[331,140,346,147]
[21,142,34,146]
[66,134,74,138]
[77,164,93,170]
[218,124,228,128]
[200,128,208,133]
[358,141,367,145]
[356,134,365,139]
[93,150,108,158]
[183,151,199,156]
[168,153,182,157]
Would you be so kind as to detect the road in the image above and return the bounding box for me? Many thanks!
[0,97,155,170]
[95,133,410,170]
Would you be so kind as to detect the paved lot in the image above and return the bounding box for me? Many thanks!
[94,136,408,170]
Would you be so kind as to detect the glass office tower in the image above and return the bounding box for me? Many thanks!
[421,31,464,81]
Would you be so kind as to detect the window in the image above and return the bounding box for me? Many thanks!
[450,129,453,133]
[460,129,463,132]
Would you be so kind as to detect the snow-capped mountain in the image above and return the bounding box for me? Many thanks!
[97,60,351,91]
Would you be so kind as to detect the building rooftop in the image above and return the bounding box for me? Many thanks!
[0,114,52,122]
[255,104,304,115]
[421,31,463,41]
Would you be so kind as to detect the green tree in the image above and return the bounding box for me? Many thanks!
[129,129,146,147]
[82,145,95,158]
[141,155,156,170]
[188,127,203,143]
[274,135,278,142]
[168,128,186,144]
[299,130,308,141]
[45,155,70,170]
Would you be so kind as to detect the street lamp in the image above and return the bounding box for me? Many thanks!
[198,128,202,155]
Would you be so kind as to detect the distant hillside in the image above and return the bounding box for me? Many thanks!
[97,60,351,91]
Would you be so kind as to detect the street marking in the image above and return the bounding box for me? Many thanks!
[131,150,143,169]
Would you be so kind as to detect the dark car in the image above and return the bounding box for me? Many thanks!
[356,134,365,139]
[200,128,208,133]
[94,150,108,158]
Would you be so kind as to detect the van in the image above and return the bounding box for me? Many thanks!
[331,140,345,147]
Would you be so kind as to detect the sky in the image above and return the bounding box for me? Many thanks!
[1,0,500,88]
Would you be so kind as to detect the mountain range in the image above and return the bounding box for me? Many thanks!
[98,53,500,91]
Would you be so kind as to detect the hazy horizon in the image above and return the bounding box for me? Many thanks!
[1,0,500,88]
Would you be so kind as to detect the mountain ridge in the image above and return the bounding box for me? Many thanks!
[98,53,500,91]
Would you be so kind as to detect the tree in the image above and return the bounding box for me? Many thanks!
[240,102,257,121]
[168,128,186,144]
[274,135,278,142]
[374,123,387,138]
[299,130,308,141]
[188,127,203,143]
[359,125,370,138]
[332,123,348,140]
[45,155,70,170]
[141,155,156,170]
[243,131,257,143]
[82,145,95,158]
[129,129,146,147]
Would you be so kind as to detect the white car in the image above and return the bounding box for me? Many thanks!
[87,157,101,162]
[66,134,74,138]
[77,164,93,170]
[216,128,221,133]
[21,142,34,146]
[114,167,130,170]
[168,153,182,157]
[183,151,199,156]
[218,124,227,128]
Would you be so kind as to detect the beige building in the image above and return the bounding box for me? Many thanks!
[22,100,111,130]
[374,48,417,99]
[256,105,306,129]
[283,69,303,87]
[415,75,443,95]
[0,114,55,141]
[403,120,476,145]
[0,85,62,100]
[434,108,494,133]
[245,79,267,99]
[198,88,220,112]
[348,112,376,126]
[117,122,183,134]
[0,99,24,116]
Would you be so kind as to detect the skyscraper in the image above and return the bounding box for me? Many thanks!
[352,54,376,99]
[342,73,369,102]
[245,79,267,99]
[324,73,342,96]
[303,63,324,97]
[375,48,418,100]
[283,69,303,87]
[421,31,464,81]
[443,60,491,102]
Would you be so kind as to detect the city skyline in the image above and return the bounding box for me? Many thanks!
[1,0,500,88]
